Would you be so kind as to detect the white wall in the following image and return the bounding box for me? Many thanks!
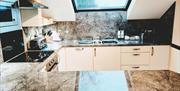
[127,0,175,20]
[43,0,76,21]
[172,0,180,45]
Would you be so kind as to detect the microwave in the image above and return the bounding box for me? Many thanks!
[0,1,19,27]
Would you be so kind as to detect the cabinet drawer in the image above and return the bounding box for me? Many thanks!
[121,66,149,70]
[121,46,151,52]
[121,53,150,65]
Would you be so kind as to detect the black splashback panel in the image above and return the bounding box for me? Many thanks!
[158,3,176,44]
[0,30,24,62]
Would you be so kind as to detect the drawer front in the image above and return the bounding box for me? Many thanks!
[121,66,150,70]
[121,53,150,65]
[121,46,151,52]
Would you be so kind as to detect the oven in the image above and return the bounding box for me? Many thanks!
[41,52,59,72]
[0,30,24,62]
[0,1,19,27]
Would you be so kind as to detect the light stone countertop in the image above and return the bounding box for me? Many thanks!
[0,64,180,91]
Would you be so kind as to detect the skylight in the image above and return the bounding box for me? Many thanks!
[72,0,131,12]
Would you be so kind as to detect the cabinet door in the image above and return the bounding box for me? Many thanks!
[66,47,93,71]
[20,9,53,27]
[150,46,170,70]
[57,48,66,71]
[121,53,150,65]
[170,47,180,74]
[94,47,121,70]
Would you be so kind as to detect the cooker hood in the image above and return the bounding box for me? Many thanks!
[19,0,48,9]
[0,0,17,7]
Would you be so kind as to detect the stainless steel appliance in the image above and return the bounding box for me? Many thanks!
[19,0,48,9]
[29,37,47,50]
[0,30,24,62]
[43,52,58,72]
[0,1,19,27]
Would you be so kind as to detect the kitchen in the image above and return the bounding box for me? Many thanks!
[0,0,180,91]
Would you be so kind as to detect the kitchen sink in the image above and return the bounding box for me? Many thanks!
[78,39,120,45]
[102,40,118,44]
[78,40,93,44]
[101,39,119,44]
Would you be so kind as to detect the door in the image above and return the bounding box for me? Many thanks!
[94,47,121,70]
[66,47,93,71]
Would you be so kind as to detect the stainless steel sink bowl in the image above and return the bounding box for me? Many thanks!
[78,40,93,44]
[101,39,119,44]
[78,39,120,45]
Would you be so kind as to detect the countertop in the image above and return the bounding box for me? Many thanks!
[43,39,169,51]
[0,63,180,91]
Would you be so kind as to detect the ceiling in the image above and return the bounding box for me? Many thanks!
[127,0,176,20]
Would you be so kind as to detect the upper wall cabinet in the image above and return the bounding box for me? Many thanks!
[20,9,54,27]
[42,0,76,21]
[127,0,175,20]
[20,0,54,27]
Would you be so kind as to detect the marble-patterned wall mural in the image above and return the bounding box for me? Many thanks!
[23,11,127,42]
[75,11,127,38]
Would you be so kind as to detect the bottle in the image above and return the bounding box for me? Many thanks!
[117,30,124,40]
[120,30,124,39]
[117,30,121,40]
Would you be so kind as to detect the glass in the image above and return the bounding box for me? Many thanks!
[74,0,129,10]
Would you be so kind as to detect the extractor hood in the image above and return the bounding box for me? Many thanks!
[0,0,18,7]
[19,0,48,9]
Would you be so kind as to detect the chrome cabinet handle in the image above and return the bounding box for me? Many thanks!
[133,54,140,56]
[132,66,140,69]
[94,48,96,57]
[133,48,140,50]
[151,47,154,56]
[75,48,84,51]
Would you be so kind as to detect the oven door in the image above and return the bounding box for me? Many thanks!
[0,30,24,62]
[0,8,19,27]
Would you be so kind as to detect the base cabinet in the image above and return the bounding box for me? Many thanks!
[170,47,180,74]
[150,46,170,70]
[120,46,151,70]
[65,47,93,71]
[57,48,66,71]
[121,53,150,65]
[93,47,121,70]
[58,46,170,71]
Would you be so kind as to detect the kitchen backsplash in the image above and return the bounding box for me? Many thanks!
[23,11,127,41]
[75,11,127,38]
[158,3,176,44]
[23,3,175,44]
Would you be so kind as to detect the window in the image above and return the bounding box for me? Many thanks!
[72,0,132,12]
